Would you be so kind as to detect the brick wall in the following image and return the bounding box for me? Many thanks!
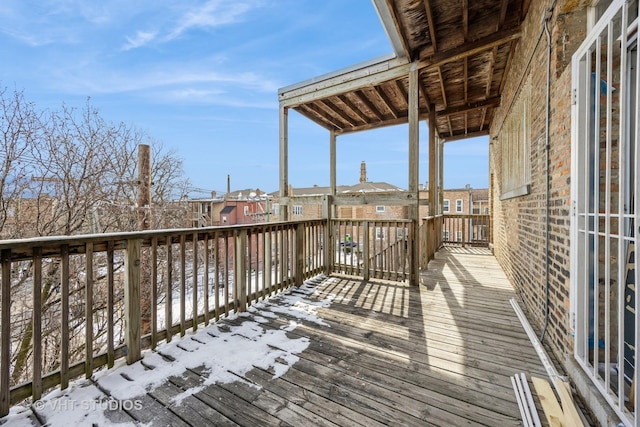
[489,0,588,359]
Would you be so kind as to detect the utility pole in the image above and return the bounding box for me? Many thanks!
[138,144,151,230]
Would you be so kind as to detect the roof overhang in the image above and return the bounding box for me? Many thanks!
[279,0,529,141]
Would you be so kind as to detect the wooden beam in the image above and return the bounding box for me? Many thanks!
[279,105,289,221]
[318,99,358,127]
[330,130,336,196]
[280,29,520,108]
[462,0,469,41]
[381,0,411,58]
[441,129,489,142]
[408,63,420,286]
[532,377,564,427]
[337,110,430,135]
[354,90,384,121]
[436,97,501,117]
[499,0,509,29]
[305,102,346,130]
[294,104,336,131]
[373,85,399,118]
[394,79,408,108]
[423,0,438,52]
[499,40,515,94]
[436,66,447,108]
[421,27,521,72]
[485,47,498,98]
[418,78,433,114]
[337,94,369,125]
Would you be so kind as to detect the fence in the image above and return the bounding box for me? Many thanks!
[0,220,324,415]
[441,214,490,247]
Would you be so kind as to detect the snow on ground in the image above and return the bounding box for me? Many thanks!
[3,276,336,427]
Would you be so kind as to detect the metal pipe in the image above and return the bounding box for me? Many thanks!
[540,3,555,343]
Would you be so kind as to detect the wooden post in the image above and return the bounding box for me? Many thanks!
[1,249,11,416]
[323,195,333,275]
[125,239,142,364]
[279,105,289,221]
[32,247,42,401]
[264,230,272,293]
[294,223,305,286]
[60,245,70,389]
[137,144,152,230]
[438,137,444,216]
[408,62,420,285]
[235,229,247,312]
[85,242,93,378]
[363,221,370,281]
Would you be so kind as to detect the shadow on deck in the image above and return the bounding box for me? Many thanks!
[8,247,550,426]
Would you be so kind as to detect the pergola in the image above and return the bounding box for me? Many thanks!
[278,0,529,282]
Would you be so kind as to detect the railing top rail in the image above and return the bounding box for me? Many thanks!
[0,219,325,260]
[329,218,413,224]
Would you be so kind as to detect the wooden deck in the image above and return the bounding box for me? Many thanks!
[28,247,550,426]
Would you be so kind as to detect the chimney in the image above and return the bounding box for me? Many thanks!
[226,174,230,199]
[360,161,367,183]
[211,191,216,199]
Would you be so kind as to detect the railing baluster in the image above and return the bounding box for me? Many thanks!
[235,229,247,312]
[32,247,42,401]
[214,232,220,321]
[107,241,114,368]
[151,237,158,349]
[203,233,209,326]
[85,242,94,378]
[223,233,229,317]
[165,236,173,343]
[60,245,70,390]
[1,249,12,416]
[264,229,272,297]
[192,232,198,331]
[180,234,186,337]
[124,239,141,364]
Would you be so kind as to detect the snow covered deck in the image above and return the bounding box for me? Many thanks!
[7,248,550,426]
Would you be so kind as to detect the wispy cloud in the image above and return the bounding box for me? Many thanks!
[120,1,259,50]
[122,30,158,51]
[167,1,253,40]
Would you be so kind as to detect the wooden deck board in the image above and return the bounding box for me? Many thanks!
[38,247,551,426]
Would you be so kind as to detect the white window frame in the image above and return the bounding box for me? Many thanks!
[244,206,249,215]
[500,74,532,200]
[571,1,640,423]
[455,230,462,242]
[456,199,463,213]
[376,205,385,213]
[443,199,450,213]
[375,227,385,240]
[292,205,303,216]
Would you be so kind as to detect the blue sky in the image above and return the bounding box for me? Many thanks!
[0,0,489,197]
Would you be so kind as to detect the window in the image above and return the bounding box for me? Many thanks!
[272,203,279,216]
[443,199,450,213]
[500,74,532,199]
[244,206,249,215]
[376,205,385,213]
[571,2,639,421]
[456,231,463,242]
[456,199,463,213]
[443,230,450,241]
[292,205,303,216]
[375,227,385,240]
[222,216,227,223]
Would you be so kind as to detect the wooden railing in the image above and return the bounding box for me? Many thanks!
[329,219,413,282]
[420,215,443,269]
[441,214,490,247]
[0,220,324,415]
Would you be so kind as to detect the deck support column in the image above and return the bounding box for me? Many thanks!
[408,62,420,285]
[279,105,289,221]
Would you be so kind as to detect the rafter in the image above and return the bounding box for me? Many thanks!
[295,105,336,131]
[318,99,358,127]
[337,94,369,125]
[437,67,447,109]
[423,0,438,52]
[499,0,509,29]
[353,90,384,121]
[462,0,468,41]
[305,103,345,130]
[394,80,408,108]
[442,129,489,143]
[436,97,501,117]
[373,86,399,118]
[485,47,498,98]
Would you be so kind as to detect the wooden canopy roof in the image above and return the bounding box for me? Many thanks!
[278,0,530,141]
